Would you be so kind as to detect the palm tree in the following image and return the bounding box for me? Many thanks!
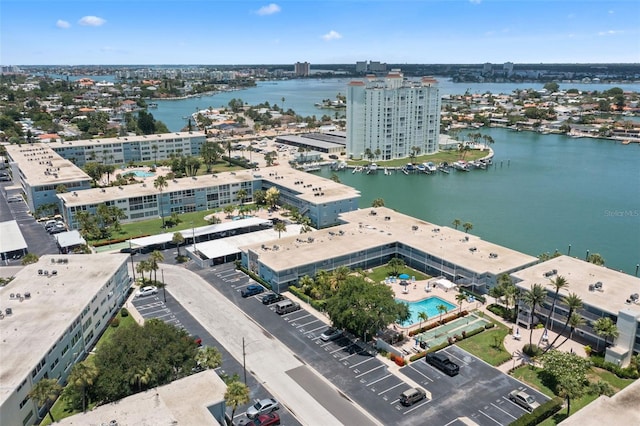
[593,317,620,348]
[153,176,169,228]
[130,367,153,392]
[522,283,548,348]
[172,232,185,257]
[437,304,448,323]
[225,380,250,424]
[331,266,350,292]
[541,276,569,340]
[417,311,429,330]
[455,292,467,313]
[151,144,158,164]
[452,219,461,230]
[29,378,62,423]
[66,361,98,412]
[149,250,164,283]
[195,346,223,370]
[236,189,248,206]
[556,312,586,349]
[386,256,405,277]
[546,292,583,350]
[274,221,287,238]
[225,140,233,165]
[462,222,473,233]
[371,198,385,208]
[587,253,605,266]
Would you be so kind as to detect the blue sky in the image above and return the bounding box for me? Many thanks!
[1,0,639,65]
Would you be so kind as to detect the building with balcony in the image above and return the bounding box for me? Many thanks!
[0,254,131,426]
[512,255,640,366]
[346,70,441,160]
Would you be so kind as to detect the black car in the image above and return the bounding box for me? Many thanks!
[241,284,264,298]
[261,293,284,305]
[425,352,460,376]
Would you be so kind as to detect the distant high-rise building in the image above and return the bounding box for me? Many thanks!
[483,62,493,73]
[346,70,441,160]
[503,62,514,76]
[294,62,310,77]
[355,60,387,74]
[355,61,368,73]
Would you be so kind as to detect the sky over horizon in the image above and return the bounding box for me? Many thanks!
[1,0,639,66]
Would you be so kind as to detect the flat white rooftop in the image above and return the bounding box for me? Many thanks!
[512,255,640,316]
[0,220,27,253]
[47,131,205,149]
[0,254,129,403]
[242,207,538,276]
[57,369,226,426]
[4,144,91,186]
[58,164,360,207]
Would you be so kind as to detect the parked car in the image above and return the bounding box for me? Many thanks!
[261,293,284,305]
[424,352,460,376]
[399,387,427,406]
[136,286,158,297]
[241,285,264,298]
[246,398,279,419]
[319,327,343,342]
[509,390,540,411]
[192,335,203,347]
[247,413,280,426]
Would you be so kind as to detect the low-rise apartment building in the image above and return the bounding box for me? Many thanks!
[0,254,131,426]
[512,255,640,366]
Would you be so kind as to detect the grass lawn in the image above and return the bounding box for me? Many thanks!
[366,265,430,284]
[348,149,490,167]
[512,364,636,425]
[456,322,512,366]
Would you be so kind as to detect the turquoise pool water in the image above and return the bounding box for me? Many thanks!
[131,170,155,177]
[397,296,456,326]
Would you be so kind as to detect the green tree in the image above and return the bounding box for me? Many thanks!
[130,367,153,393]
[417,311,429,330]
[55,184,68,193]
[172,232,185,257]
[236,189,248,205]
[265,186,280,210]
[200,141,223,172]
[437,303,448,323]
[452,219,461,230]
[455,292,467,313]
[21,253,39,265]
[593,317,619,348]
[137,110,156,135]
[371,198,385,207]
[274,221,287,238]
[66,360,99,412]
[522,283,547,348]
[149,250,164,283]
[540,350,591,416]
[325,276,409,342]
[462,222,473,233]
[194,346,223,370]
[154,176,169,228]
[587,253,605,266]
[556,312,586,349]
[225,380,250,424]
[386,256,405,277]
[546,292,583,350]
[544,82,560,92]
[28,378,62,423]
[542,276,569,339]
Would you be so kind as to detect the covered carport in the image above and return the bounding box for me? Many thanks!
[0,220,28,262]
[55,230,87,254]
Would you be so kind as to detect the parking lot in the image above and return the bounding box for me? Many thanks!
[198,264,549,426]
[130,289,301,426]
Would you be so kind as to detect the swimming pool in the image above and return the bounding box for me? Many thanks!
[130,170,155,178]
[397,296,456,326]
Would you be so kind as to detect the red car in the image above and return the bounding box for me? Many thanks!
[250,413,280,426]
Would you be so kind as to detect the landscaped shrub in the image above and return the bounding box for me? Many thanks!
[394,357,405,367]
[120,308,129,317]
[487,303,515,321]
[390,353,396,362]
[464,327,485,338]
[508,397,563,426]
[523,343,542,357]
[409,341,452,362]
[408,310,469,336]
[484,322,496,329]
[110,317,120,328]
[590,355,640,379]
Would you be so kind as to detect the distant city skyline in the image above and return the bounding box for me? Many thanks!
[1,0,639,66]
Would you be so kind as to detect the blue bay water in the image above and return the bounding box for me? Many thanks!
[148,78,639,275]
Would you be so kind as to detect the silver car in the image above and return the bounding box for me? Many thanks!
[509,390,540,411]
[136,286,158,297]
[245,398,279,419]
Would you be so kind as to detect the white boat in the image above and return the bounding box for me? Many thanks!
[453,161,470,171]
[416,163,426,172]
[425,162,437,173]
[147,103,158,108]
[368,163,378,173]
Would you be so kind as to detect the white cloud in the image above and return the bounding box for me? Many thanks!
[469,0,482,4]
[256,3,281,16]
[608,10,614,14]
[56,20,70,29]
[598,30,623,36]
[322,30,342,41]
[78,16,106,27]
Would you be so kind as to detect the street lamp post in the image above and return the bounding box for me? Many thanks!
[512,351,517,370]
[242,337,247,385]
[161,269,166,303]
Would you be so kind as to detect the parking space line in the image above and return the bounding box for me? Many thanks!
[287,313,312,322]
[407,364,434,382]
[144,308,171,316]
[446,350,470,366]
[478,409,503,425]
[351,357,374,369]
[329,343,356,355]
[355,364,385,378]
[338,351,364,361]
[403,398,431,414]
[303,325,327,335]
[367,373,391,386]
[491,402,517,420]
[389,398,400,405]
[378,382,404,395]
[296,319,320,328]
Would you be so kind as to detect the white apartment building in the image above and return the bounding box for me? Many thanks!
[346,70,441,160]
[0,254,131,426]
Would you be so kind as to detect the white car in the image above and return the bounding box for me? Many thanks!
[245,398,279,419]
[136,286,158,297]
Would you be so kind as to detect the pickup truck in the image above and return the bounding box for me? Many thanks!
[425,352,460,376]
